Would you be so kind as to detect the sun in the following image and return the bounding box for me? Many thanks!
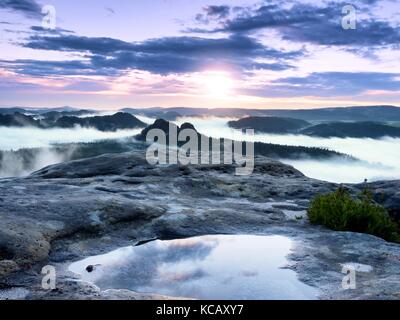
[201,71,235,98]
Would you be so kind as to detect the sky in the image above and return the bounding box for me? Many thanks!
[0,0,399,110]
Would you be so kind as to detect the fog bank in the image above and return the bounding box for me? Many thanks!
[0,148,71,178]
[0,126,141,178]
[175,117,400,183]
[0,117,399,183]
[0,127,141,151]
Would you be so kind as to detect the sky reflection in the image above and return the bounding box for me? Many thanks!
[69,235,318,300]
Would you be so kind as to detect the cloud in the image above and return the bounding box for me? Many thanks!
[2,0,397,104]
[62,80,109,92]
[1,59,120,77]
[0,0,42,19]
[105,7,115,15]
[3,32,301,76]
[23,33,132,54]
[195,5,230,24]
[190,1,400,47]
[30,25,75,34]
[246,72,400,97]
[204,5,230,19]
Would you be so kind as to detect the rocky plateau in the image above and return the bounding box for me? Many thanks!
[0,145,399,300]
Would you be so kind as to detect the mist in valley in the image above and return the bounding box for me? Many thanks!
[0,147,71,178]
[175,117,400,184]
[0,126,142,151]
[0,116,399,183]
[0,126,142,178]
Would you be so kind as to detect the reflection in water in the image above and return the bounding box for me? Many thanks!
[69,235,318,300]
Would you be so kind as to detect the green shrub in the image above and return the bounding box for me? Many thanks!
[308,187,400,242]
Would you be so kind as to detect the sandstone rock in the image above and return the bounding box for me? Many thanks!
[0,148,399,299]
[0,260,19,277]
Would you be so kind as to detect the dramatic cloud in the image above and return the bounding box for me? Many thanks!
[2,32,301,76]
[1,59,120,76]
[191,1,400,47]
[0,0,42,18]
[0,0,398,107]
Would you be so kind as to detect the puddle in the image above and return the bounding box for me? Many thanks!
[0,288,30,300]
[69,235,318,300]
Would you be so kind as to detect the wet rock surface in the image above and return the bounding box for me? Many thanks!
[0,149,399,299]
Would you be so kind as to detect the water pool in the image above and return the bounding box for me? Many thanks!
[69,235,318,300]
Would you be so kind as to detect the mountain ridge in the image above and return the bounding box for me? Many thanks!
[3,105,400,122]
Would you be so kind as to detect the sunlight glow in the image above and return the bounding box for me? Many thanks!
[200,71,235,99]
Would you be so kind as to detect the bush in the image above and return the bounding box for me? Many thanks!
[308,187,400,242]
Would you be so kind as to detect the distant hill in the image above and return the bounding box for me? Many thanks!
[0,112,146,131]
[54,112,146,131]
[0,107,96,116]
[39,110,95,121]
[261,105,400,121]
[0,108,31,115]
[136,119,354,160]
[228,117,310,133]
[120,105,400,122]
[0,112,39,127]
[227,116,400,139]
[5,105,400,122]
[301,121,400,138]
[122,108,182,121]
